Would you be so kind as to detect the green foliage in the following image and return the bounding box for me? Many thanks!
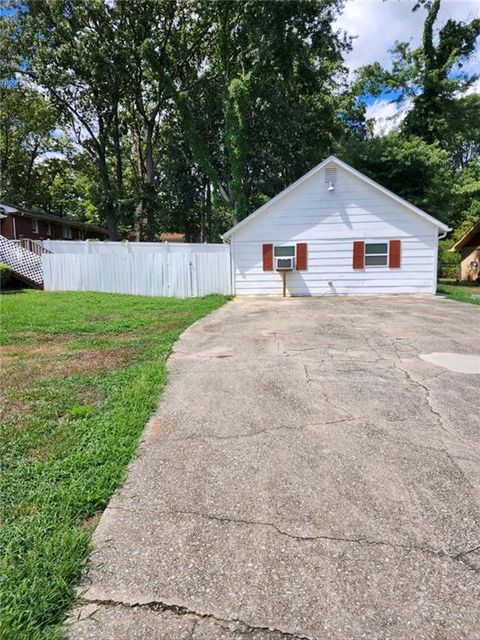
[437,283,480,305]
[0,290,228,639]
[349,1,480,236]
[66,403,94,419]
[0,262,12,286]
[338,134,455,223]
[438,239,460,279]
[224,74,251,220]
[0,0,478,242]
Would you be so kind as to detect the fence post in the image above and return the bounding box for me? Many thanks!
[165,242,170,295]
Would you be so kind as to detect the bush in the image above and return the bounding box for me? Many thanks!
[0,263,12,287]
[438,240,460,280]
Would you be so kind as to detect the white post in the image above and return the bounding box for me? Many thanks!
[166,241,170,295]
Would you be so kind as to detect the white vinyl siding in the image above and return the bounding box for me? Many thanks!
[231,164,439,296]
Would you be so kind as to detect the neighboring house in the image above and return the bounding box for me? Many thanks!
[0,202,108,241]
[222,156,450,296]
[449,219,480,282]
[127,231,186,243]
[158,232,186,243]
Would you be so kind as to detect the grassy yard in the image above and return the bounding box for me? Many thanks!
[437,283,480,305]
[0,290,228,640]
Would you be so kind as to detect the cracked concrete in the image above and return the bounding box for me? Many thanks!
[68,295,480,640]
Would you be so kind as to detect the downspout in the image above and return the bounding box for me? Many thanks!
[12,216,17,240]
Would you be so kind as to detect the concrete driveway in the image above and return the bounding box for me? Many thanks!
[70,296,480,640]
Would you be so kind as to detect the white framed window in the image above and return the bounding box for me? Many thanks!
[274,245,295,270]
[62,225,72,239]
[46,223,52,236]
[365,242,388,266]
[31,219,39,234]
[78,228,85,240]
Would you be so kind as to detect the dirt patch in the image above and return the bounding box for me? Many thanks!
[1,346,134,392]
[156,321,184,332]
[0,394,32,421]
[1,341,69,362]
[50,347,134,377]
[16,331,74,343]
[75,386,103,407]
[80,511,102,531]
[147,416,163,439]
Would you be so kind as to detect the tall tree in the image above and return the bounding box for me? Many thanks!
[175,0,349,224]
[0,84,68,206]
[2,0,131,238]
[118,0,209,240]
[355,0,480,151]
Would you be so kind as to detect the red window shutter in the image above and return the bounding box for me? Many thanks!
[296,243,308,270]
[352,241,365,269]
[389,240,401,268]
[262,244,273,271]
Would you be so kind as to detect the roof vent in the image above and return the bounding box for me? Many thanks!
[325,167,337,184]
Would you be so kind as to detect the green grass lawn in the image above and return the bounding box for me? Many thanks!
[437,283,480,305]
[0,290,228,640]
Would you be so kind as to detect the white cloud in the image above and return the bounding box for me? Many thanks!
[463,76,480,95]
[365,96,413,135]
[335,0,480,71]
[335,1,480,135]
[34,151,67,165]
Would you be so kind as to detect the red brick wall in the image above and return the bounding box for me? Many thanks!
[0,214,14,238]
[0,213,106,241]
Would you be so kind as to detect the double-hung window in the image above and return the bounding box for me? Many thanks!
[364,242,388,266]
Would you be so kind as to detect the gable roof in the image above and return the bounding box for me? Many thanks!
[449,219,480,252]
[222,156,450,239]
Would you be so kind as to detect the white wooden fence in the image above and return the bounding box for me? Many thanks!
[42,240,228,255]
[42,243,232,297]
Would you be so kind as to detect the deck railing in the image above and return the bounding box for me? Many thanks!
[0,235,47,286]
[11,238,51,256]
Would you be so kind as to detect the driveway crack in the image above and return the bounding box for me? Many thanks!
[107,504,478,571]
[391,362,472,447]
[79,597,315,639]
[167,419,357,443]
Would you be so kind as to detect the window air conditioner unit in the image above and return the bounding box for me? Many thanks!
[275,256,294,270]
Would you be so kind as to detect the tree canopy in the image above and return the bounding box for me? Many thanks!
[0,0,478,240]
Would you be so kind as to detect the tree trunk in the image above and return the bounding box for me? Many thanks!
[112,106,124,212]
[200,179,211,242]
[96,152,118,240]
[135,123,157,241]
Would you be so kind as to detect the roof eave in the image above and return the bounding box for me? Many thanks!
[449,220,480,251]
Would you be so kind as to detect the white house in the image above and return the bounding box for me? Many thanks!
[222,156,450,296]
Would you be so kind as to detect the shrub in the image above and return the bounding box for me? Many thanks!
[438,240,460,280]
[0,263,12,287]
